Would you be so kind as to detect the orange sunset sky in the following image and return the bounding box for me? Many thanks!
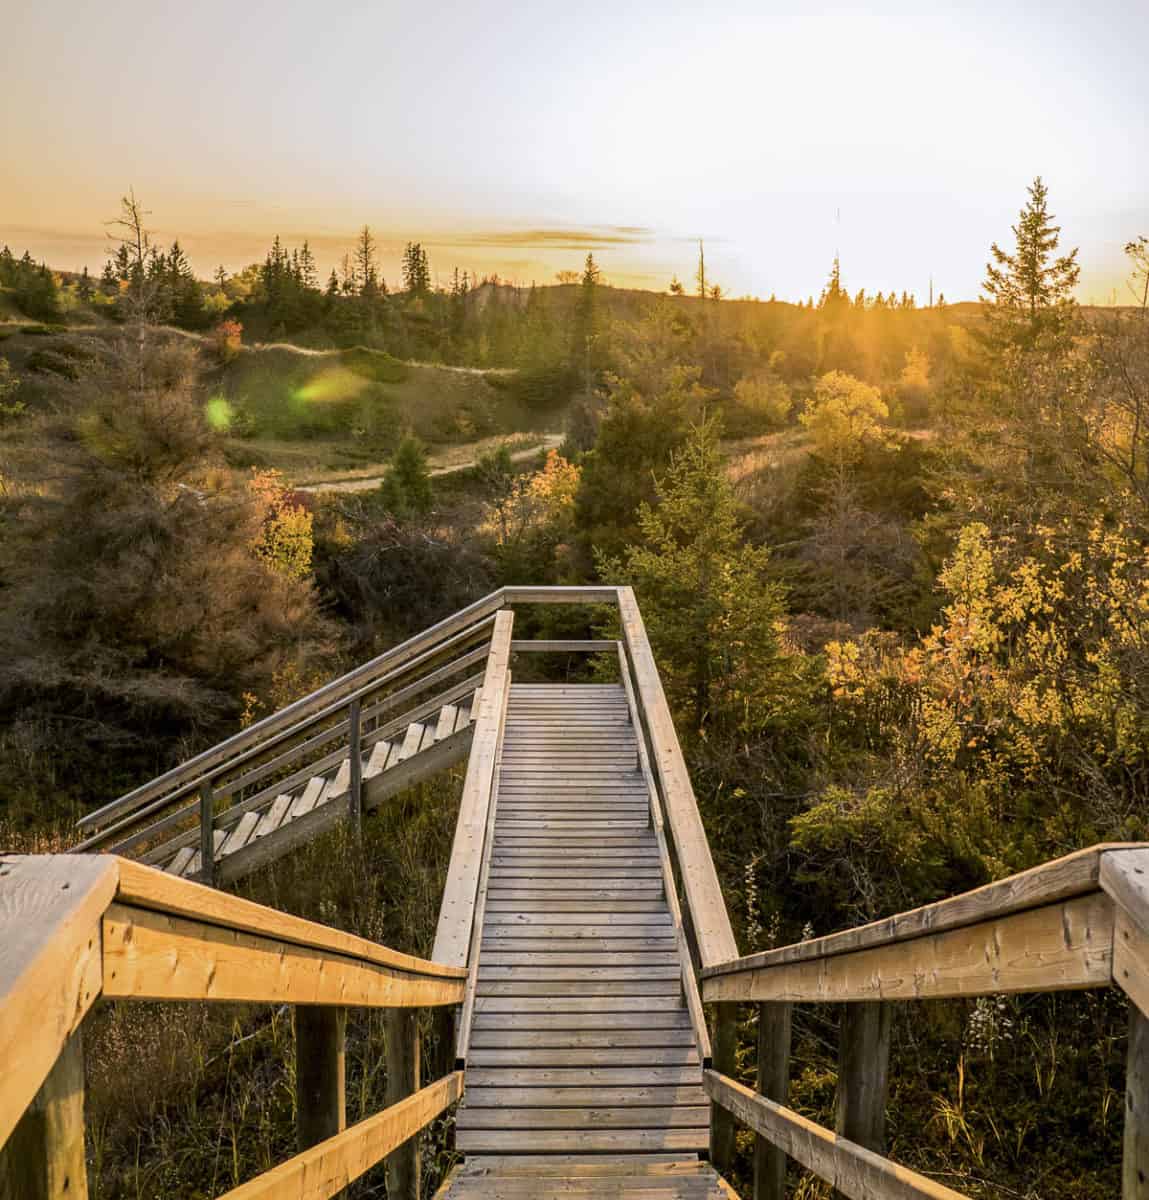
[3,0,1148,303]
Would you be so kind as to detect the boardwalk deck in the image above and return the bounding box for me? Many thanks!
[453,683,709,1159]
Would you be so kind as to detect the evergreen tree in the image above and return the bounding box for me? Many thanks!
[570,252,601,388]
[355,226,381,299]
[379,435,433,516]
[983,176,1080,346]
[77,266,94,303]
[402,242,431,296]
[600,419,793,735]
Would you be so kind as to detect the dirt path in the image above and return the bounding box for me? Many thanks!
[295,434,563,494]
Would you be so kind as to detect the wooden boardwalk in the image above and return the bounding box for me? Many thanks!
[454,683,708,1159]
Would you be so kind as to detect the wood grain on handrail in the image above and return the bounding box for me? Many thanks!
[616,586,738,970]
[0,856,117,1151]
[215,1071,464,1200]
[432,610,515,968]
[704,1070,970,1200]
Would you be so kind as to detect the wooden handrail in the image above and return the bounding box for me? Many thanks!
[701,843,1148,1006]
[705,1070,969,1200]
[701,843,1149,1199]
[77,599,507,833]
[432,610,515,968]
[616,586,738,970]
[0,854,465,1153]
[216,1071,464,1200]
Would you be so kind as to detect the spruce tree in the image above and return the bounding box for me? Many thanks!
[983,176,1080,346]
[379,435,433,516]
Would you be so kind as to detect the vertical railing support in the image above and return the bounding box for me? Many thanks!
[710,1002,738,1170]
[836,1001,892,1153]
[348,698,363,835]
[754,1001,793,1200]
[384,1007,421,1200]
[199,779,215,888]
[295,1006,346,1156]
[430,1005,457,1078]
[0,1031,88,1200]
[1126,1004,1149,1199]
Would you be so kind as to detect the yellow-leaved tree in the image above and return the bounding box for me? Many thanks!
[800,370,888,463]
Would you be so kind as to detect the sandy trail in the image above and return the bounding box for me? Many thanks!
[296,434,563,494]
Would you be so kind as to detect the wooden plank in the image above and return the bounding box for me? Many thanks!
[755,1003,792,1200]
[467,1048,699,1067]
[1116,908,1149,1018]
[483,925,676,941]
[435,705,458,742]
[295,1006,346,1151]
[394,722,425,764]
[485,912,670,927]
[617,586,737,969]
[364,740,391,778]
[714,842,1139,980]
[383,1007,420,1199]
[0,855,117,1151]
[486,880,664,893]
[462,1086,707,1108]
[456,1128,707,1153]
[481,938,675,953]
[219,810,261,857]
[473,997,685,1012]
[102,902,464,1007]
[837,1002,892,1152]
[703,892,1116,1003]
[1127,1004,1149,1200]
[704,1070,970,1200]
[432,610,514,967]
[476,979,680,995]
[254,793,293,838]
[0,1030,88,1200]
[479,954,682,969]
[473,1009,691,1029]
[167,846,196,876]
[485,901,667,913]
[216,1071,463,1200]
[459,1106,710,1129]
[469,1028,695,1048]
[114,857,465,981]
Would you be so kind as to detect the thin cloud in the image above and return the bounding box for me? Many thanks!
[434,226,656,251]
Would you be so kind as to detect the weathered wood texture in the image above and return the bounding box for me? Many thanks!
[754,1002,792,1200]
[703,892,1114,1003]
[102,903,464,1008]
[437,1154,737,1198]
[0,1032,88,1200]
[454,683,709,1157]
[616,587,737,970]
[704,1070,971,1200]
[113,858,466,984]
[709,1003,738,1170]
[433,610,515,967]
[384,1007,421,1200]
[295,1007,347,1153]
[214,1071,463,1200]
[0,856,116,1151]
[836,1002,891,1153]
[1128,1005,1149,1200]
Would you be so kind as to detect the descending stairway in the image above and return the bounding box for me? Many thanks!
[453,683,709,1158]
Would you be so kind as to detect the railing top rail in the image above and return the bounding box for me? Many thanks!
[702,842,1147,981]
[77,600,507,833]
[0,853,464,1152]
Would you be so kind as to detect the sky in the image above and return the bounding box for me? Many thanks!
[3,0,1148,303]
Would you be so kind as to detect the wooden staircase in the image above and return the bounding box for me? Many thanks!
[160,687,480,880]
[20,586,1140,1200]
[456,683,708,1156]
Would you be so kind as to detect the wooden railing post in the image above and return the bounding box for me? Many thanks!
[199,779,215,887]
[294,1006,346,1156]
[754,1002,792,1200]
[0,1032,88,1200]
[836,1001,892,1153]
[710,1003,738,1170]
[384,1008,421,1200]
[430,1005,457,1077]
[347,697,363,835]
[1127,1004,1149,1199]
